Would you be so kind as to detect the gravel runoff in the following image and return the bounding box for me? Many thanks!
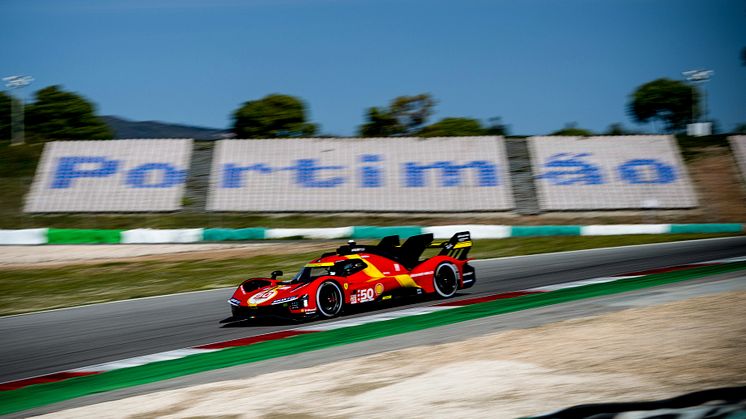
[29,275,746,419]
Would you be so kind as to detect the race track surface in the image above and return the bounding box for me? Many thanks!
[1,236,745,384]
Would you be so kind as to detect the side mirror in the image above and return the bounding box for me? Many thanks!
[271,270,283,279]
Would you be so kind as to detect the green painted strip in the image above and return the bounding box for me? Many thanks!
[2,262,745,415]
[47,229,122,244]
[351,226,423,239]
[669,224,744,234]
[510,225,582,237]
[203,228,266,241]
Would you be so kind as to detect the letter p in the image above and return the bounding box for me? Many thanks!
[51,156,119,189]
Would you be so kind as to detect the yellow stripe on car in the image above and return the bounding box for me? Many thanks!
[305,262,335,267]
[393,274,419,288]
[346,254,420,289]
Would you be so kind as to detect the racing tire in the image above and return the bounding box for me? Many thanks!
[433,263,459,298]
[316,281,343,318]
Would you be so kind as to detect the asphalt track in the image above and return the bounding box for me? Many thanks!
[1,236,745,385]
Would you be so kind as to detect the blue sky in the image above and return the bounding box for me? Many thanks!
[2,0,744,135]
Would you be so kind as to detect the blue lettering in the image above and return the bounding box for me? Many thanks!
[283,159,345,188]
[537,153,605,185]
[125,163,186,188]
[404,161,498,187]
[360,154,383,187]
[51,156,119,189]
[618,159,677,184]
[222,163,273,188]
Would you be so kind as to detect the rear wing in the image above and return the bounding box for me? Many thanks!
[430,231,472,260]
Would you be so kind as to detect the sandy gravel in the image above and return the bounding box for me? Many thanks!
[35,291,746,419]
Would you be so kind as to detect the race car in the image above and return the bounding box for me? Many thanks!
[226,231,476,321]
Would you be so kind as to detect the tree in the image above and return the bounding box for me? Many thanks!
[0,91,16,141]
[418,117,485,137]
[734,123,746,134]
[25,86,112,141]
[358,93,435,136]
[550,122,594,136]
[484,116,510,136]
[603,123,634,135]
[358,106,401,137]
[627,78,699,133]
[232,94,317,138]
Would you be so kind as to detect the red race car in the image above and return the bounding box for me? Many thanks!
[227,231,475,321]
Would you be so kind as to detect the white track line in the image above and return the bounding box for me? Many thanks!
[70,348,220,373]
[297,306,454,332]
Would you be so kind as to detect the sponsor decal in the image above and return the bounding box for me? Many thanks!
[374,283,384,295]
[411,271,434,278]
[394,264,400,272]
[344,283,349,290]
[248,288,278,305]
[352,288,376,304]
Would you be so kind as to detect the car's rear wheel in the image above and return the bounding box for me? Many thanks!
[433,263,459,298]
[316,281,343,318]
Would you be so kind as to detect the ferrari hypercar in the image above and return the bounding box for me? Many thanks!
[227,231,475,321]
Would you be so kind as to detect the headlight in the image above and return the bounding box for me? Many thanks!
[228,298,241,306]
[271,296,299,305]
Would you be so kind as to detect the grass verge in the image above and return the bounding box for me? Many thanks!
[0,234,740,316]
[1,261,745,415]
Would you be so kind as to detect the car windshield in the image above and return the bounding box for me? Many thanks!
[290,265,332,283]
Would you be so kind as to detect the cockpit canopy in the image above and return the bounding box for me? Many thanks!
[290,259,368,283]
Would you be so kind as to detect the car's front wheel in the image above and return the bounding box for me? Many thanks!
[433,263,459,298]
[316,281,343,318]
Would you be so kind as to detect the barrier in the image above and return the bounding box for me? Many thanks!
[423,225,510,239]
[203,228,266,241]
[729,136,746,184]
[510,225,582,237]
[206,137,514,212]
[581,224,669,236]
[669,224,743,234]
[351,226,423,239]
[24,140,193,212]
[121,229,203,243]
[0,224,740,245]
[47,229,122,244]
[265,227,353,239]
[529,136,698,209]
[0,228,48,245]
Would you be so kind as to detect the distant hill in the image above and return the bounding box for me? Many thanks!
[101,116,231,140]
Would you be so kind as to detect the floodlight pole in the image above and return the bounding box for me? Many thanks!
[682,69,713,124]
[3,75,34,145]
